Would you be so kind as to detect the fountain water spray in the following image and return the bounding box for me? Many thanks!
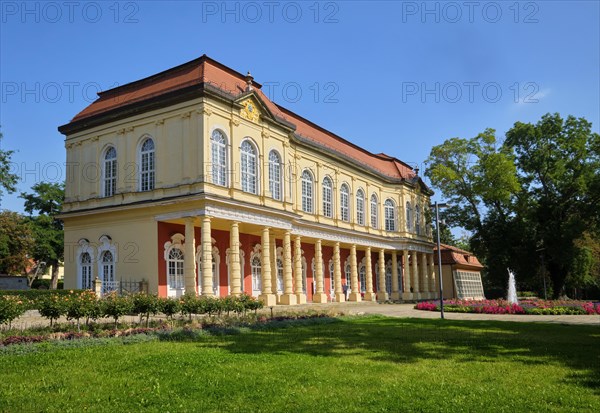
[507,268,518,304]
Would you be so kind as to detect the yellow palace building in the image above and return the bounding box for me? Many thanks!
[58,55,438,305]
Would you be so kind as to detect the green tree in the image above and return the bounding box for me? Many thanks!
[0,128,19,199]
[426,113,600,298]
[20,182,64,289]
[505,113,600,297]
[0,211,33,274]
[425,129,523,293]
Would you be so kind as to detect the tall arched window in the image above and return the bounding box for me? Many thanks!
[406,201,413,232]
[371,194,378,229]
[167,247,184,292]
[385,199,396,231]
[322,177,333,218]
[139,137,155,191]
[80,252,92,290]
[301,170,313,213]
[241,140,258,194]
[340,183,350,222]
[268,150,282,201]
[415,204,421,235]
[103,147,117,197]
[344,260,351,290]
[356,189,365,226]
[251,255,262,294]
[211,129,227,186]
[359,261,366,293]
[100,250,115,292]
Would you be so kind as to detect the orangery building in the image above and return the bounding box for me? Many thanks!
[58,55,438,305]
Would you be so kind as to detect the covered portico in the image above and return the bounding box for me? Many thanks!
[156,200,438,305]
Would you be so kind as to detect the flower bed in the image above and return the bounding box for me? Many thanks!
[415,299,600,315]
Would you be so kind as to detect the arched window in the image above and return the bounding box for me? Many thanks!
[167,247,184,292]
[241,140,258,194]
[329,260,335,298]
[344,260,351,290]
[301,170,313,213]
[322,177,333,218]
[340,183,350,222]
[276,258,284,293]
[356,189,365,226]
[385,199,396,231]
[406,201,413,232]
[359,260,366,293]
[371,194,378,229]
[102,147,117,197]
[100,250,115,293]
[80,252,92,290]
[415,204,421,235]
[385,260,392,295]
[211,129,227,186]
[139,137,155,191]
[268,150,282,201]
[251,255,262,294]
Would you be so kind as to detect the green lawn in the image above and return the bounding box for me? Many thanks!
[1,316,599,412]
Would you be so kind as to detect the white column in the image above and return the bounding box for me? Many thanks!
[184,217,196,295]
[294,236,307,304]
[333,242,345,302]
[377,249,388,301]
[259,227,276,306]
[313,239,327,303]
[270,234,278,296]
[402,250,413,300]
[391,250,400,301]
[364,247,376,301]
[349,244,361,301]
[411,250,420,299]
[280,231,296,305]
[229,221,241,296]
[201,217,213,297]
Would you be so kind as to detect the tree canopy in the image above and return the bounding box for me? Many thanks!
[425,113,600,298]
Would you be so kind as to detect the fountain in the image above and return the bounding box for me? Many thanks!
[507,269,518,304]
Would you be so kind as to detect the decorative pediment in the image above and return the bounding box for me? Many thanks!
[240,98,261,123]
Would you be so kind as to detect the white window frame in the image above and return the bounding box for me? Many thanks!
[406,201,413,232]
[211,129,228,187]
[301,170,314,213]
[385,199,396,231]
[268,150,282,201]
[76,238,95,290]
[97,235,117,294]
[415,204,421,235]
[250,244,262,296]
[356,188,365,226]
[139,137,155,192]
[102,146,117,197]
[322,176,333,218]
[241,139,258,194]
[164,233,185,297]
[371,193,378,229]
[359,258,367,293]
[340,183,350,222]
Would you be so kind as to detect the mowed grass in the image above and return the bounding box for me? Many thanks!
[1,316,599,412]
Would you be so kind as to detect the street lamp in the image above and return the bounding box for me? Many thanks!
[431,202,449,319]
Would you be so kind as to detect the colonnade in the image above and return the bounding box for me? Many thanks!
[182,217,438,304]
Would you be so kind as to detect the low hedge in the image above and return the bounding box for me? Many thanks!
[0,291,265,328]
[0,289,86,302]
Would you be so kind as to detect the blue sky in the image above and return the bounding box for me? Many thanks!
[1,1,599,213]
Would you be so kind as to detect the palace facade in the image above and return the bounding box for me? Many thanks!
[58,55,437,304]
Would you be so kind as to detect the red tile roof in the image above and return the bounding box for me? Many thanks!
[435,243,484,269]
[65,55,418,181]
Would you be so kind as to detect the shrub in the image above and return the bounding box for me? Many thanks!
[64,290,97,331]
[102,293,133,327]
[131,293,161,327]
[180,294,204,320]
[0,296,29,328]
[159,297,181,320]
[37,294,68,326]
